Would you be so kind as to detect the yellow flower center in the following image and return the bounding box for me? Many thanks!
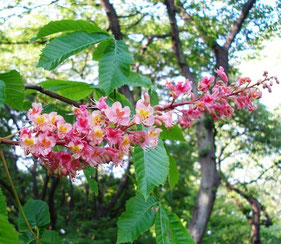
[93,115,102,125]
[139,109,149,119]
[41,138,51,147]
[58,125,68,133]
[35,116,45,125]
[94,129,103,138]
[24,138,34,147]
[71,144,82,153]
[123,137,130,145]
[149,131,158,138]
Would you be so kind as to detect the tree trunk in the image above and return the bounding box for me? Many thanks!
[48,176,60,229]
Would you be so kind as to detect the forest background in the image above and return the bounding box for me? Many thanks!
[0,0,281,243]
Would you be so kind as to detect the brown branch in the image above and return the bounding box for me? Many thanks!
[224,0,257,50]
[0,139,19,146]
[25,84,81,107]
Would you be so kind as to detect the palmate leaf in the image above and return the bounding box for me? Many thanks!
[98,39,133,94]
[39,79,94,100]
[32,19,109,41]
[160,125,186,142]
[41,230,62,244]
[0,70,24,110]
[83,167,98,195]
[155,206,194,244]
[0,80,6,108]
[127,72,152,88]
[0,187,7,217]
[37,31,111,70]
[0,215,20,244]
[17,199,50,232]
[117,195,157,243]
[168,155,179,190]
[133,140,169,199]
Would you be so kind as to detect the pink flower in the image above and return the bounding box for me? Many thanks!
[20,133,36,155]
[129,131,149,148]
[106,127,123,146]
[198,77,214,91]
[88,125,104,145]
[178,115,194,128]
[89,110,105,127]
[216,66,228,84]
[105,102,131,126]
[135,100,154,127]
[148,127,162,148]
[119,135,130,153]
[155,111,173,128]
[48,112,64,130]
[166,80,192,98]
[37,133,56,156]
[88,147,105,167]
[67,140,84,159]
[33,114,48,131]
[96,96,108,110]
[27,103,42,121]
[57,121,72,139]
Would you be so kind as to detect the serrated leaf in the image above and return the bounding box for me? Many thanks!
[117,195,157,243]
[155,206,194,244]
[83,167,98,195]
[37,31,111,70]
[160,125,186,142]
[17,199,50,232]
[98,39,133,94]
[133,140,169,199]
[41,230,62,244]
[0,187,7,217]
[149,88,159,106]
[165,208,194,244]
[155,207,171,244]
[127,72,152,88]
[39,79,94,100]
[0,215,20,244]
[168,155,179,190]
[0,70,24,110]
[32,19,109,41]
[92,39,112,61]
[0,80,6,108]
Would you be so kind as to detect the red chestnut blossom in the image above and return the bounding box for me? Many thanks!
[105,102,130,126]
[134,99,154,127]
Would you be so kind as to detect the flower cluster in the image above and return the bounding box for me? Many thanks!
[19,67,277,178]
[20,95,170,178]
[161,67,278,128]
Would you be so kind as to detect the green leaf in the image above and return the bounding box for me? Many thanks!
[0,215,20,244]
[17,199,50,232]
[0,80,6,108]
[32,19,109,41]
[37,31,111,70]
[127,72,152,88]
[168,155,179,190]
[0,187,7,217]
[83,167,98,195]
[98,39,133,94]
[0,70,24,110]
[160,125,186,142]
[149,88,159,106]
[155,207,171,244]
[41,230,62,244]
[155,206,194,244]
[133,140,169,199]
[39,79,94,100]
[117,195,157,243]
[92,39,112,61]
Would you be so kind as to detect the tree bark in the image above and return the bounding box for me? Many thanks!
[48,176,60,229]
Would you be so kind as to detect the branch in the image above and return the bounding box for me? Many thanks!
[25,84,81,107]
[224,0,256,50]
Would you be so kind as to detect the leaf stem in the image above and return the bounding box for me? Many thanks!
[0,148,36,238]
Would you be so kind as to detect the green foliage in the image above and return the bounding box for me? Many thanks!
[160,125,186,142]
[39,79,94,100]
[17,199,50,232]
[83,167,98,195]
[168,155,179,190]
[0,215,20,244]
[0,80,6,108]
[98,39,133,94]
[149,88,160,106]
[41,230,62,244]
[0,70,24,110]
[0,187,7,217]
[117,195,157,243]
[32,19,109,41]
[37,32,111,70]
[127,72,152,88]
[133,140,169,199]
[155,206,194,244]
